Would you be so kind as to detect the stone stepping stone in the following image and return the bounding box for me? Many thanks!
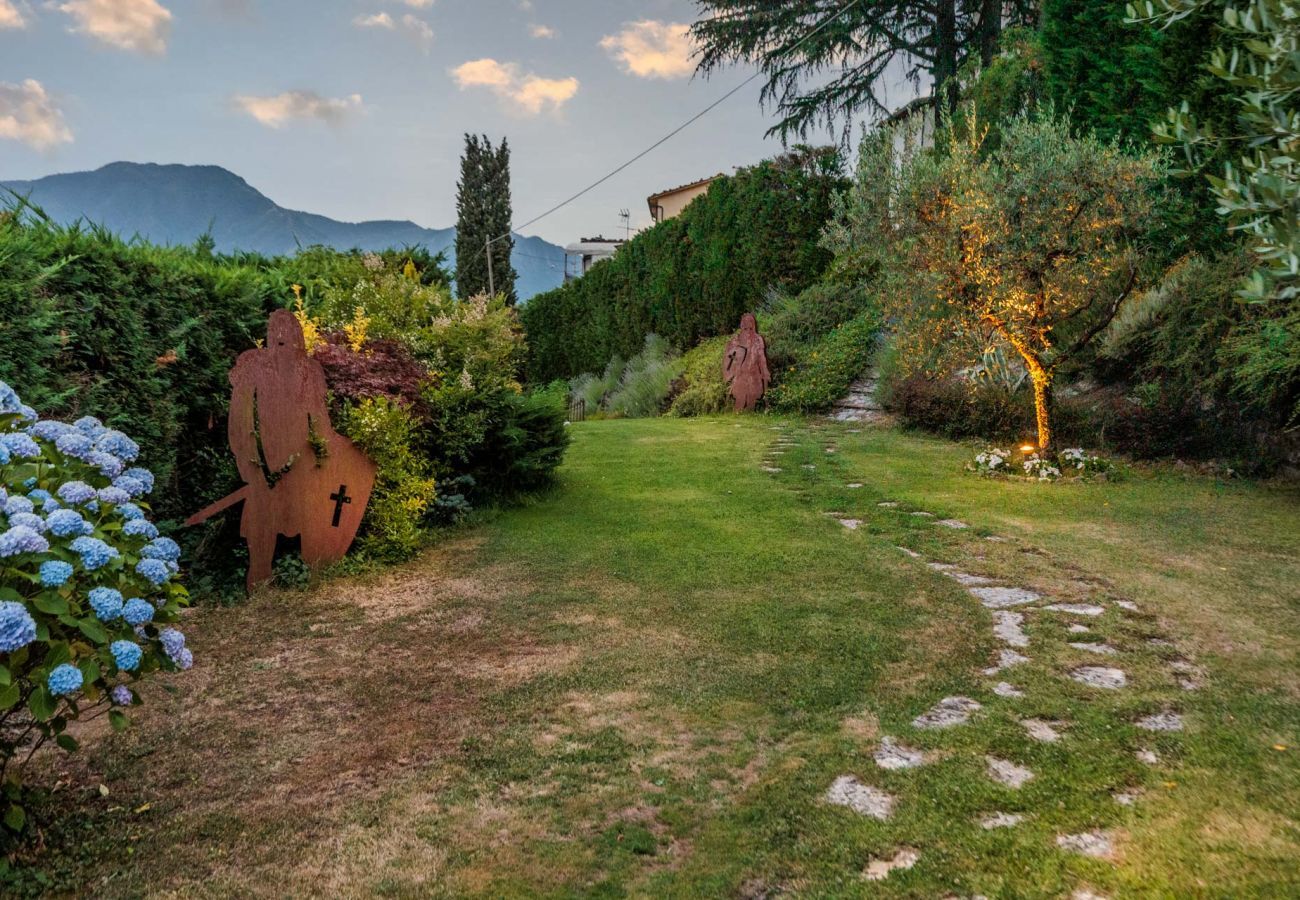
[970,587,1041,609]
[1022,718,1063,743]
[825,447,837,453]
[980,812,1026,829]
[761,466,782,474]
[910,511,935,517]
[1136,712,1184,732]
[985,535,1008,542]
[949,572,998,586]
[863,847,919,881]
[1068,623,1091,634]
[1043,603,1106,617]
[936,519,969,529]
[801,464,817,470]
[1135,749,1160,765]
[993,611,1030,647]
[1057,831,1113,859]
[874,736,925,770]
[1147,638,1175,649]
[847,482,864,489]
[878,501,899,508]
[1069,641,1118,656]
[1072,666,1126,689]
[927,562,957,571]
[982,648,1030,675]
[1113,789,1143,806]
[913,696,981,729]
[896,546,922,558]
[824,776,894,820]
[838,518,863,530]
[1115,600,1140,612]
[987,756,1034,788]
[993,682,1024,698]
[1072,891,1112,900]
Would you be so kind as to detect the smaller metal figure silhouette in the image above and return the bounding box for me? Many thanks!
[186,310,376,591]
[723,313,771,412]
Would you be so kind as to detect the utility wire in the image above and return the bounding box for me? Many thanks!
[487,0,863,248]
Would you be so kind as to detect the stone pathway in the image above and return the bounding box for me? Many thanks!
[828,370,888,424]
[809,456,1199,893]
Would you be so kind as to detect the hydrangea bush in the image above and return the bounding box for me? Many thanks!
[972,446,1113,481]
[0,381,191,832]
[973,448,1012,475]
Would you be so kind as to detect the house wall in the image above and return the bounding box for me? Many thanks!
[651,181,713,223]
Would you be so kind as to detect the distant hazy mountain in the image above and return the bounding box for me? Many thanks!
[0,161,565,301]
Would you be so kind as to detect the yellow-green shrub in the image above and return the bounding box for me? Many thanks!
[669,336,731,417]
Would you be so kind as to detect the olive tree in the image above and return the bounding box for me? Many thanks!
[886,113,1163,451]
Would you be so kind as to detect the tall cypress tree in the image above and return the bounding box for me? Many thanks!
[454,134,518,304]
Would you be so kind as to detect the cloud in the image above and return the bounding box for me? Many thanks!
[0,79,74,150]
[450,57,577,115]
[57,0,173,54]
[397,0,431,6]
[401,13,433,50]
[232,90,363,128]
[528,23,554,39]
[353,11,393,28]
[0,0,28,29]
[600,20,695,79]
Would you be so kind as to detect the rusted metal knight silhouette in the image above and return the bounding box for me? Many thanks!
[723,313,771,412]
[186,310,376,591]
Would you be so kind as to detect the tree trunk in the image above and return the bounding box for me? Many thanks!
[1028,365,1053,454]
[979,0,1002,66]
[934,0,960,115]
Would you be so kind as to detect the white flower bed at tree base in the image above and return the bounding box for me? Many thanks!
[971,446,1116,482]
[0,380,192,833]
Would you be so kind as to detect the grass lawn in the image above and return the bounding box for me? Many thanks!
[10,417,1300,897]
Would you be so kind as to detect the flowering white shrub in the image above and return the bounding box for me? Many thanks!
[1022,453,1063,481]
[0,381,191,832]
[973,448,1012,475]
[1060,447,1113,476]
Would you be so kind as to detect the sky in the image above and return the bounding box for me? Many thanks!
[0,0,925,245]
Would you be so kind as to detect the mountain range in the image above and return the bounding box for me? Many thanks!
[0,162,566,300]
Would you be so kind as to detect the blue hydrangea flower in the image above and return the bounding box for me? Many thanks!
[88,451,124,479]
[54,432,94,460]
[0,525,50,557]
[2,495,34,516]
[45,508,93,538]
[86,500,99,514]
[28,420,73,442]
[0,381,20,414]
[8,512,47,533]
[39,560,74,587]
[122,598,153,626]
[56,481,97,505]
[111,476,146,498]
[142,537,181,563]
[47,663,84,697]
[122,467,155,494]
[116,503,144,521]
[39,496,61,513]
[110,685,132,706]
[0,601,37,652]
[136,558,170,586]
[70,536,118,570]
[110,640,142,672]
[0,432,41,460]
[158,626,186,660]
[122,518,158,539]
[27,489,51,504]
[175,647,193,670]
[94,430,139,463]
[16,405,36,422]
[96,486,131,505]
[0,443,9,466]
[73,416,105,438]
[88,587,124,621]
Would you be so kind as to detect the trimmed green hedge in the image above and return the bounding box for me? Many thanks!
[521,149,845,383]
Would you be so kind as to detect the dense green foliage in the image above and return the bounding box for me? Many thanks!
[765,310,882,413]
[667,336,731,417]
[454,134,518,304]
[521,149,845,383]
[570,335,685,419]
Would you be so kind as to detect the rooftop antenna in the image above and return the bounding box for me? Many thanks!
[619,208,630,241]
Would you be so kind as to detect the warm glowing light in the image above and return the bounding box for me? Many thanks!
[1020,444,1036,453]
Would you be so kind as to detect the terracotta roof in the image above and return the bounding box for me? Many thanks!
[647,174,724,204]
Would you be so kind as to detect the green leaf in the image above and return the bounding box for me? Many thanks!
[0,664,9,686]
[3,803,25,832]
[0,588,21,603]
[108,710,130,732]
[0,683,20,712]
[55,734,80,752]
[33,594,70,615]
[28,686,57,722]
[78,619,110,644]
